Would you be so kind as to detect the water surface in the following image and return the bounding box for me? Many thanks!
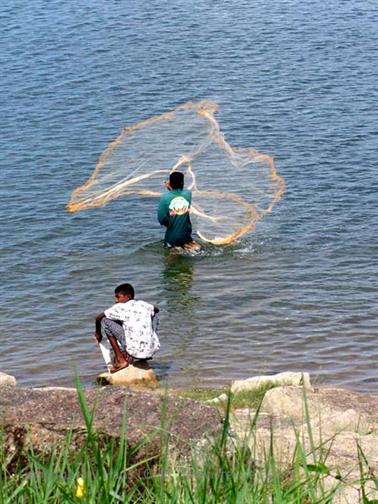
[0,0,377,391]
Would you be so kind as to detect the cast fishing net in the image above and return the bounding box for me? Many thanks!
[67,100,285,245]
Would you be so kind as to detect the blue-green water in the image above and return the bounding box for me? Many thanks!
[1,0,377,390]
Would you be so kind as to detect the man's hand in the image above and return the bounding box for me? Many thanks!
[95,312,105,344]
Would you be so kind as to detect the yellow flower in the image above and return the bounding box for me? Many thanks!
[75,477,85,499]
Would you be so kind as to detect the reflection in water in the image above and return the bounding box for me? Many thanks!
[161,251,202,384]
[162,251,199,313]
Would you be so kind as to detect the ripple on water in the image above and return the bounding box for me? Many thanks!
[0,0,377,391]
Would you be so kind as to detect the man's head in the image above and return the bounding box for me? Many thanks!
[114,283,135,303]
[169,171,184,190]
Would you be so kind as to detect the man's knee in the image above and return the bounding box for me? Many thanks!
[101,318,120,336]
[101,317,111,332]
[101,318,125,346]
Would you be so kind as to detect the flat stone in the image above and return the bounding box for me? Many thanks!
[231,371,312,393]
[96,360,159,388]
[0,372,16,387]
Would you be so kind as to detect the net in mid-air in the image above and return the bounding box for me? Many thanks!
[67,100,285,245]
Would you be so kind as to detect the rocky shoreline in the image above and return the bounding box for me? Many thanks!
[1,370,377,503]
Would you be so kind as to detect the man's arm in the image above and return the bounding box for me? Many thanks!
[95,312,105,343]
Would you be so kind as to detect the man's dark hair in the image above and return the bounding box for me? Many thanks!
[114,283,135,299]
[169,171,184,190]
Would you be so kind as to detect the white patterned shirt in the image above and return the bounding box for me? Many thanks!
[104,300,160,359]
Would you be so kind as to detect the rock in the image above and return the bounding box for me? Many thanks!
[0,372,16,387]
[96,361,159,388]
[0,385,221,469]
[33,387,77,392]
[260,385,323,420]
[230,386,378,504]
[311,408,372,435]
[231,371,312,393]
[261,387,372,435]
[205,393,228,405]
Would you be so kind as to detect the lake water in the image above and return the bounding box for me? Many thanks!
[1,0,377,391]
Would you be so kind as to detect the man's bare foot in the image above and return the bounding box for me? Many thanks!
[183,241,201,251]
[110,361,129,374]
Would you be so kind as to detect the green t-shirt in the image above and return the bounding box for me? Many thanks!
[157,189,193,246]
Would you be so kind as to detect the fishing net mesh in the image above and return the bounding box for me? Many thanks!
[67,100,285,245]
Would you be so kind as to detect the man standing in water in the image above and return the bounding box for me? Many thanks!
[157,171,200,250]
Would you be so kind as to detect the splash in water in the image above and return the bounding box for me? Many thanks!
[67,100,285,245]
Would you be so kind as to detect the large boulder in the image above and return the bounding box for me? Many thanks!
[230,386,378,504]
[0,386,221,465]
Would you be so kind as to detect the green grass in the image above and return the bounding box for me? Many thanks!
[175,382,276,410]
[172,387,227,403]
[0,384,376,503]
